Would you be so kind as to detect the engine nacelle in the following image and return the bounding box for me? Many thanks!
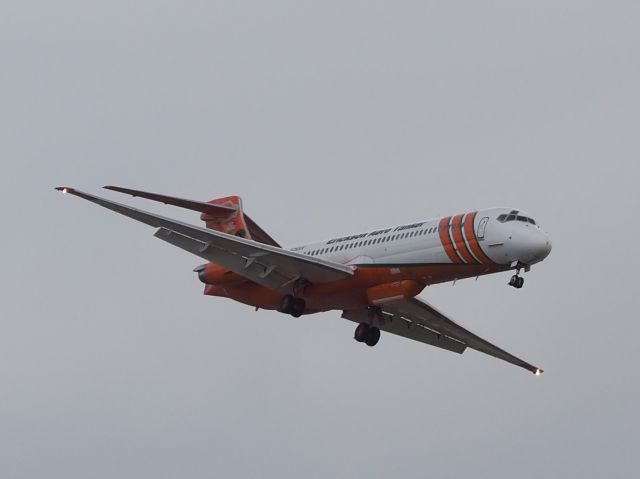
[195,263,248,286]
[366,280,425,305]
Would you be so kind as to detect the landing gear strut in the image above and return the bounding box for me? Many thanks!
[278,294,306,317]
[509,271,524,289]
[354,323,381,347]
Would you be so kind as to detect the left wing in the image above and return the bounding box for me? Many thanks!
[55,187,353,292]
[343,297,543,375]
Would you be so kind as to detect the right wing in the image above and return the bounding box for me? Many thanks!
[343,297,543,375]
[56,187,353,293]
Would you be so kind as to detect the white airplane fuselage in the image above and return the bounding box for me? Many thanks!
[201,207,552,312]
[293,207,551,269]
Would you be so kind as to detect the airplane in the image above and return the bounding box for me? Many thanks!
[55,186,552,375]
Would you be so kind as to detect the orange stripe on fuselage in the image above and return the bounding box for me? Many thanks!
[463,211,494,264]
[451,214,478,264]
[439,217,462,263]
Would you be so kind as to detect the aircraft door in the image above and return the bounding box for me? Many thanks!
[477,216,489,241]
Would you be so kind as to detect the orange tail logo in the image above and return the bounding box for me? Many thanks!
[200,195,250,238]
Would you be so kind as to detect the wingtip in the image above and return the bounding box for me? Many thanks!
[55,186,72,194]
[533,368,544,376]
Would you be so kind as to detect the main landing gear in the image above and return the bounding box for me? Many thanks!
[278,294,306,318]
[354,323,381,347]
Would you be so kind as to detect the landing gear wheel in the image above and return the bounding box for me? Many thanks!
[354,323,370,342]
[509,274,525,289]
[278,294,295,314]
[365,327,381,347]
[290,298,306,318]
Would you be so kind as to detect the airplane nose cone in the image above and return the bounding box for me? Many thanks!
[533,232,552,261]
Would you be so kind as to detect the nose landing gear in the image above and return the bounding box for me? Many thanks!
[509,275,524,288]
[354,323,381,347]
[508,266,525,288]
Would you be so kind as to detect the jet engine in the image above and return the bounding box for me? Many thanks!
[194,263,247,286]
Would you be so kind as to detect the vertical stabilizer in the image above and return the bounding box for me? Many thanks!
[102,186,279,245]
[201,196,250,238]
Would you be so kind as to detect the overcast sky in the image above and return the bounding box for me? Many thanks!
[2,1,639,477]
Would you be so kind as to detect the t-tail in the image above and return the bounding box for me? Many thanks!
[103,186,280,246]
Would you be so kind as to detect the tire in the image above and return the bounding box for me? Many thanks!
[354,323,370,342]
[290,298,306,318]
[278,294,295,314]
[365,327,380,347]
[517,277,524,288]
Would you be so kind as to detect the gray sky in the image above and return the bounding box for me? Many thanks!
[2,1,639,477]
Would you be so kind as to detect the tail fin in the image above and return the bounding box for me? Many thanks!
[200,196,249,238]
[103,186,280,246]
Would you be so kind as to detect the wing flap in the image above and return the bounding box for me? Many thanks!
[342,308,466,354]
[154,228,293,289]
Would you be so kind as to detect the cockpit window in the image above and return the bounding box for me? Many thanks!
[497,213,536,225]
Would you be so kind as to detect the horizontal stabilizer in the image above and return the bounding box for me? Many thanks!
[104,185,280,247]
[103,185,235,217]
